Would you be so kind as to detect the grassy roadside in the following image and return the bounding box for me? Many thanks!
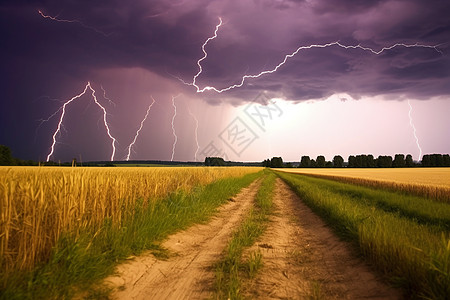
[276,171,450,299]
[293,174,450,230]
[215,170,276,300]
[277,170,450,202]
[0,171,262,300]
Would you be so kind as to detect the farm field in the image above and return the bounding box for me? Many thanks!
[276,171,450,299]
[1,166,449,299]
[277,167,450,202]
[0,166,261,299]
[276,167,450,188]
[105,171,401,299]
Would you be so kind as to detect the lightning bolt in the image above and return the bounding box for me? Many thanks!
[37,106,63,130]
[187,106,200,161]
[408,100,423,160]
[170,94,182,161]
[89,84,117,161]
[46,82,117,162]
[101,85,117,107]
[125,96,156,161]
[191,17,223,89]
[38,10,111,36]
[187,18,442,94]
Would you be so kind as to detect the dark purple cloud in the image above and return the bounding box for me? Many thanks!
[1,0,449,160]
[2,0,449,98]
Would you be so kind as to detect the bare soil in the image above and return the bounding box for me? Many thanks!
[243,178,401,299]
[105,177,401,300]
[105,179,261,300]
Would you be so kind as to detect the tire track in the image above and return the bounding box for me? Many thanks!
[105,179,261,300]
[243,178,401,299]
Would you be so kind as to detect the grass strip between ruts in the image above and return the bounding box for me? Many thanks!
[215,170,277,299]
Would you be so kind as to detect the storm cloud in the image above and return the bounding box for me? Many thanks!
[2,0,449,99]
[1,0,449,160]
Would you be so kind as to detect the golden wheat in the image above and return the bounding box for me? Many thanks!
[0,166,260,273]
[277,168,450,202]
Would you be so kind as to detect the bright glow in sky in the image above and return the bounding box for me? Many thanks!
[206,95,450,162]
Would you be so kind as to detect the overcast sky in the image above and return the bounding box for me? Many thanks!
[1,0,449,162]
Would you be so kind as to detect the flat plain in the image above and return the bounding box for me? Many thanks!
[276,167,450,188]
[1,166,449,299]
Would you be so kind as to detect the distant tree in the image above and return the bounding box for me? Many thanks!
[405,154,414,167]
[310,159,317,168]
[348,154,377,168]
[325,161,333,168]
[436,154,444,167]
[205,157,226,166]
[355,155,363,168]
[262,159,271,167]
[385,156,392,167]
[393,154,406,168]
[444,154,450,167]
[316,155,326,168]
[367,154,376,168]
[0,145,14,166]
[333,155,344,168]
[421,154,446,167]
[270,157,284,168]
[285,162,293,168]
[348,155,356,168]
[421,155,431,167]
[354,154,371,168]
[300,156,311,168]
[377,155,393,168]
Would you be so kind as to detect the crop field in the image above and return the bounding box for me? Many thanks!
[276,167,450,187]
[276,170,450,299]
[277,167,450,202]
[1,166,449,299]
[0,166,261,298]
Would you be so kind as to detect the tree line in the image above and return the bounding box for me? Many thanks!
[1,144,449,168]
[0,145,37,166]
[262,153,450,168]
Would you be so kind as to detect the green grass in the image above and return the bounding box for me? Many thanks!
[277,171,450,299]
[215,170,276,300]
[292,172,450,203]
[292,174,450,230]
[0,171,262,300]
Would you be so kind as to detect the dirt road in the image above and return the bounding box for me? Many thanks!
[243,178,401,299]
[106,177,401,299]
[106,180,261,300]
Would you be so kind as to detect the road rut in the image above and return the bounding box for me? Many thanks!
[243,178,401,299]
[105,179,261,300]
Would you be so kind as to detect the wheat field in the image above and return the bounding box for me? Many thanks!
[277,168,450,201]
[0,166,260,274]
[278,168,450,187]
